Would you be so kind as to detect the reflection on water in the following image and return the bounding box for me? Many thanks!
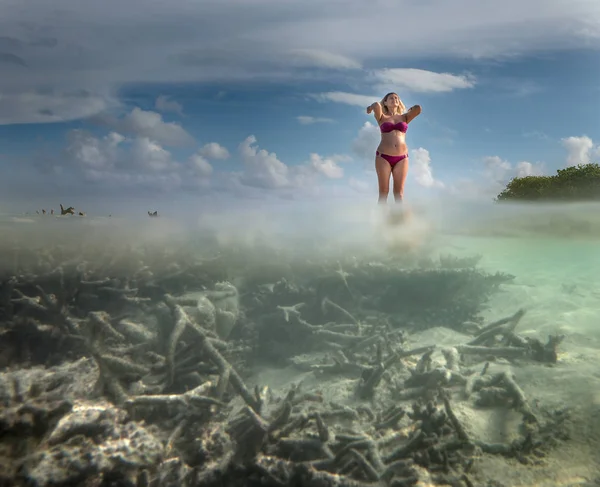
[1,199,599,485]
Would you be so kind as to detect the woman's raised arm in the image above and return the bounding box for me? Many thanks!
[366,101,383,121]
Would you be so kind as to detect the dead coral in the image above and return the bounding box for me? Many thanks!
[0,238,571,487]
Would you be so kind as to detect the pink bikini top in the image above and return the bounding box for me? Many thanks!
[379,121,408,133]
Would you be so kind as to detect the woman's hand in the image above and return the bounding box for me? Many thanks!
[404,104,422,123]
[367,101,382,119]
[366,102,380,114]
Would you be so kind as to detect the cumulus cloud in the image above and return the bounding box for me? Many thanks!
[410,148,444,188]
[94,107,194,147]
[515,161,544,177]
[351,122,380,162]
[129,137,178,172]
[65,130,125,173]
[189,154,214,177]
[308,153,345,179]
[155,95,183,116]
[234,135,351,194]
[561,135,598,166]
[483,155,544,185]
[483,155,513,183]
[199,142,230,160]
[445,156,545,200]
[61,129,212,192]
[32,114,353,198]
[372,68,476,93]
[65,130,176,174]
[297,116,334,125]
[236,136,298,190]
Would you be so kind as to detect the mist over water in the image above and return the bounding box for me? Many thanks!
[5,195,600,348]
[4,197,600,325]
[4,196,600,261]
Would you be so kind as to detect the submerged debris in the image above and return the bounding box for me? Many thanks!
[59,204,75,216]
[0,236,573,486]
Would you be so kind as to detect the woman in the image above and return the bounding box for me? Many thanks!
[366,93,421,204]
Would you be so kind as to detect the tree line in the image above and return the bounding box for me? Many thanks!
[496,163,600,201]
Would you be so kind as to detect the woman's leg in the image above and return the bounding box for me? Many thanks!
[391,158,409,202]
[375,155,392,204]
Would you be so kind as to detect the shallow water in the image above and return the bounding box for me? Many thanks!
[3,200,600,349]
[1,200,600,485]
[3,201,600,351]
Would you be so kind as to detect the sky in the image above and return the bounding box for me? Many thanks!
[0,0,599,216]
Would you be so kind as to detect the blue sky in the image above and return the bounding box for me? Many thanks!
[0,0,599,215]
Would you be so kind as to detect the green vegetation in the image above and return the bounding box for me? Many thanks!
[496,163,600,202]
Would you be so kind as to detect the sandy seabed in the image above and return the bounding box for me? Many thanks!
[1,201,599,487]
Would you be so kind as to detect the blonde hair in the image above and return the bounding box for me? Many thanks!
[380,92,406,116]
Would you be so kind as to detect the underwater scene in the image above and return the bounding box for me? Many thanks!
[1,200,599,487]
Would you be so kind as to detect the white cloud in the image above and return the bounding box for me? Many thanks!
[0,90,116,125]
[297,115,334,125]
[483,155,545,185]
[289,49,361,69]
[444,155,545,200]
[199,142,230,160]
[105,107,194,146]
[372,68,476,93]
[95,107,194,147]
[561,135,597,166]
[65,130,125,173]
[308,153,344,179]
[311,92,379,108]
[351,122,380,162]
[237,135,293,190]
[314,69,475,111]
[37,118,354,198]
[410,148,444,188]
[189,154,214,177]
[61,129,210,192]
[130,137,177,172]
[244,1,597,64]
[234,135,352,194]
[2,0,596,125]
[155,95,183,115]
[483,155,513,183]
[65,130,177,175]
[515,160,544,177]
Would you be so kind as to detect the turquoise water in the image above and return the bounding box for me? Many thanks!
[446,235,600,343]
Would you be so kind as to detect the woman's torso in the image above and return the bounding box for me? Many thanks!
[377,115,408,156]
